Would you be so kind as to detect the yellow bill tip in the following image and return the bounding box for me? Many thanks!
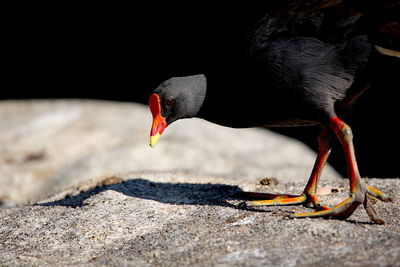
[150,133,162,147]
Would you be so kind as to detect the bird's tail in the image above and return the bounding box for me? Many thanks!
[336,0,400,112]
[345,0,400,58]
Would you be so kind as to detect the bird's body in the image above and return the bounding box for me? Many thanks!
[149,0,399,223]
[199,35,372,128]
[199,0,387,128]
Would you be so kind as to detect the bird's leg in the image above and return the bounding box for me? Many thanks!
[291,117,364,219]
[291,117,392,223]
[238,126,332,209]
[302,125,332,211]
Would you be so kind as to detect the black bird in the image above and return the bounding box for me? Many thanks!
[148,0,399,223]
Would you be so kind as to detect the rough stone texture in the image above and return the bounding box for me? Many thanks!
[0,100,398,266]
[0,172,399,266]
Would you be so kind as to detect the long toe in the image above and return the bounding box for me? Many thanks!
[290,190,390,224]
[241,194,307,207]
[365,183,394,202]
[290,194,363,220]
[363,195,387,225]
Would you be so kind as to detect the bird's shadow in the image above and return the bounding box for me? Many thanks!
[37,177,382,224]
[39,178,254,209]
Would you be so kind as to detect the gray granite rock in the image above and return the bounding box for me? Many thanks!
[0,172,399,266]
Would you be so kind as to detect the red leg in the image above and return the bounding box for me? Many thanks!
[291,117,392,223]
[302,125,332,210]
[239,125,332,209]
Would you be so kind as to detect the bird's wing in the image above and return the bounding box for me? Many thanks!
[249,0,400,57]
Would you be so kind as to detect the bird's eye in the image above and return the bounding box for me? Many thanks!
[166,97,175,106]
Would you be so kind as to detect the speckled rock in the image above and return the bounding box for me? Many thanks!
[0,172,399,266]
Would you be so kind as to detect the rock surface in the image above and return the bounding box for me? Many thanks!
[0,100,398,266]
[1,172,399,266]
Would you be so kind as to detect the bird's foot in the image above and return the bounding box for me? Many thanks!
[363,182,393,202]
[237,192,328,210]
[290,183,392,224]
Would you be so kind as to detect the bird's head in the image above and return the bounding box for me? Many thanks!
[149,74,207,147]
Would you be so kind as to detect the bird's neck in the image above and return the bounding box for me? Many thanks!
[196,74,258,128]
[196,82,232,126]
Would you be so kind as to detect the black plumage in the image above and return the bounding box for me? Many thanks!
[199,35,371,128]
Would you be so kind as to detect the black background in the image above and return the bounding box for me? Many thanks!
[4,3,399,177]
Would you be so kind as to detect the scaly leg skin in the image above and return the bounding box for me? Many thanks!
[291,117,393,224]
[301,125,332,211]
[238,125,332,211]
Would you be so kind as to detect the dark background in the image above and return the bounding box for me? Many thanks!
[3,3,399,177]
